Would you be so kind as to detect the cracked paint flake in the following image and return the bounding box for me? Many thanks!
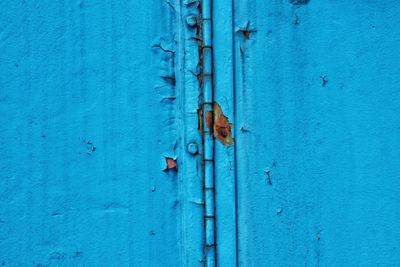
[289,0,310,5]
[164,157,177,171]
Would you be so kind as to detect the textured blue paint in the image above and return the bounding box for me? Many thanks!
[0,0,204,266]
[1,0,400,266]
[233,1,400,266]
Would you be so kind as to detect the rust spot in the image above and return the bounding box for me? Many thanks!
[213,102,234,146]
[165,157,177,171]
[196,70,203,87]
[197,1,202,15]
[197,109,203,134]
[195,36,203,48]
[205,111,213,131]
[238,21,256,40]
[242,30,251,39]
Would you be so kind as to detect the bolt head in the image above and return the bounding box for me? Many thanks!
[186,16,197,27]
[187,142,198,155]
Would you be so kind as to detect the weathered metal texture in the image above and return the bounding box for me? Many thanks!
[179,1,205,265]
[1,0,400,266]
[0,0,204,266]
[233,0,400,266]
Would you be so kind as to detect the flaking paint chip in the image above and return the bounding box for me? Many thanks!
[289,0,310,5]
[213,102,234,146]
[164,157,177,171]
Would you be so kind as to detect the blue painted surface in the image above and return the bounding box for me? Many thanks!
[233,1,400,266]
[0,0,204,266]
[212,0,238,266]
[1,0,400,266]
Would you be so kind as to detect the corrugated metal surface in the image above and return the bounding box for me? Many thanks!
[1,0,400,266]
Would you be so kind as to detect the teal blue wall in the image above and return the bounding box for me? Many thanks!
[1,0,400,266]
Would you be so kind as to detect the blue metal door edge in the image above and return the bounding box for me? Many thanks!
[212,0,239,266]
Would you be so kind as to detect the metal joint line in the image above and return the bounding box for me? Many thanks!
[200,0,215,266]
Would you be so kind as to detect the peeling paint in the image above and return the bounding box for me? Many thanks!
[164,157,177,171]
[81,138,96,155]
[320,74,328,87]
[292,13,300,26]
[289,0,310,5]
[264,170,272,185]
[237,21,256,40]
[184,0,197,6]
[213,102,234,146]
[276,208,283,215]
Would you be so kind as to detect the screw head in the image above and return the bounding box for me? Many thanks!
[187,142,198,155]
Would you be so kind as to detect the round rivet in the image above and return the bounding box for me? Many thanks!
[186,16,197,27]
[187,142,198,155]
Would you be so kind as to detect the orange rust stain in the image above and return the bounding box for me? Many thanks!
[242,30,251,39]
[213,102,234,146]
[197,109,203,134]
[205,111,213,131]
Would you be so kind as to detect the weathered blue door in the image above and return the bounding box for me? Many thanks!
[1,0,400,266]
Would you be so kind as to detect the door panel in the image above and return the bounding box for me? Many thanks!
[1,0,400,266]
[233,1,400,266]
[0,1,203,266]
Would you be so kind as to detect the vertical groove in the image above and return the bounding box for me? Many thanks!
[231,0,239,264]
